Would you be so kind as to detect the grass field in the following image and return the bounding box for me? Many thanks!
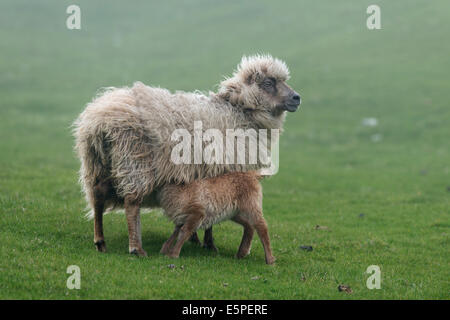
[0,0,449,299]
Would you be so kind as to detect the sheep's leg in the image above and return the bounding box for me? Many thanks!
[203,227,218,252]
[93,180,109,253]
[160,225,181,254]
[167,205,205,258]
[124,195,147,257]
[232,214,254,259]
[189,232,202,246]
[253,216,275,265]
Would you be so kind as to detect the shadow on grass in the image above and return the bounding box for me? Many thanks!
[93,230,239,260]
[36,212,246,262]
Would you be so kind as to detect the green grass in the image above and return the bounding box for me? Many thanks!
[0,0,449,299]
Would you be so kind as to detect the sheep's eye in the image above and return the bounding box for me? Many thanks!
[263,79,274,87]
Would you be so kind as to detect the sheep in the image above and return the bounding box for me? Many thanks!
[73,54,301,256]
[158,171,275,264]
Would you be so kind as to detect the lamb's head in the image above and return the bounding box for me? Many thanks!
[218,55,301,116]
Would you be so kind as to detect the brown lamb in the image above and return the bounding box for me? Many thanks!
[158,171,275,264]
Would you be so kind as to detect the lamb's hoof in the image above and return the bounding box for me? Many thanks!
[94,240,107,253]
[166,252,180,259]
[236,249,250,259]
[266,256,276,265]
[203,243,218,252]
[130,248,148,257]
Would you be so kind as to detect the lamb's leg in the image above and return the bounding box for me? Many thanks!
[253,216,275,265]
[203,227,218,252]
[93,180,109,253]
[124,195,147,257]
[189,232,202,246]
[161,225,181,254]
[232,214,254,259]
[167,204,205,258]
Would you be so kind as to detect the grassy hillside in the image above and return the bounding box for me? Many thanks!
[0,0,448,299]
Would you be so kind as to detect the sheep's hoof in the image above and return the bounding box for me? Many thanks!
[94,240,107,253]
[130,248,148,257]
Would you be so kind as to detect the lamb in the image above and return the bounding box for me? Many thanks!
[73,55,300,256]
[158,171,275,264]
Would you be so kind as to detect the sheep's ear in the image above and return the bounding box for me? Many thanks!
[219,78,258,109]
[229,83,244,107]
[218,79,243,106]
[238,86,258,110]
[228,83,257,110]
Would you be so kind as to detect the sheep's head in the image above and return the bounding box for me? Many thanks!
[218,55,301,115]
